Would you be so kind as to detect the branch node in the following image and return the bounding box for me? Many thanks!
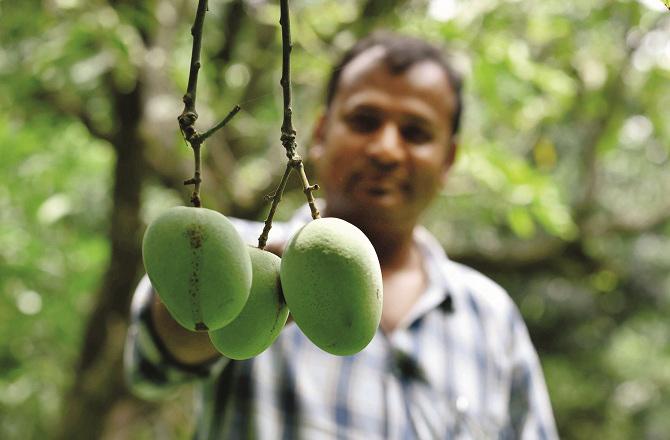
[178,111,197,128]
[183,177,201,186]
[190,193,202,207]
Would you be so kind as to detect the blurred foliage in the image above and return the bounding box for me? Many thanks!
[1,0,669,438]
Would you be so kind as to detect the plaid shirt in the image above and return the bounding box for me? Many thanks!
[125,205,558,439]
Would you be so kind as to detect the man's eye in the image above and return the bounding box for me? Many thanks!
[401,124,432,144]
[346,114,380,133]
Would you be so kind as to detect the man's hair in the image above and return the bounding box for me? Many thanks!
[325,31,464,136]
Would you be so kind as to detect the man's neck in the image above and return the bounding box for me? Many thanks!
[321,207,428,333]
[367,227,416,272]
[359,221,427,334]
[323,208,418,270]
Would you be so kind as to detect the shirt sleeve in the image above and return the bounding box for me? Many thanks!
[507,307,559,440]
[123,275,229,400]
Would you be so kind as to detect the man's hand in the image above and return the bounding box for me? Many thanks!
[264,241,285,257]
[150,238,293,362]
[150,292,221,365]
[262,241,295,325]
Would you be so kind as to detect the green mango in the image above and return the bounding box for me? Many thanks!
[142,206,252,331]
[280,217,383,356]
[209,247,289,360]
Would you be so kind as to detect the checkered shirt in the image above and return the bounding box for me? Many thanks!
[125,205,558,439]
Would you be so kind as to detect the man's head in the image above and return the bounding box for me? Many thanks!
[310,32,463,233]
[325,32,463,138]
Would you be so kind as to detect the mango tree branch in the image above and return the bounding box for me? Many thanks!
[257,0,320,248]
[177,0,239,207]
[178,0,208,141]
[279,0,296,160]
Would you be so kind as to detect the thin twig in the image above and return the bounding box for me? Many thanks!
[200,105,241,142]
[258,165,294,249]
[279,0,296,160]
[295,160,320,219]
[183,144,202,207]
[177,0,240,207]
[257,0,320,248]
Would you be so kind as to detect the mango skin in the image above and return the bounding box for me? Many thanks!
[280,217,383,356]
[209,247,289,360]
[142,206,252,331]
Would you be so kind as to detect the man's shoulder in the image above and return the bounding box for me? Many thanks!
[440,258,521,322]
[415,226,521,323]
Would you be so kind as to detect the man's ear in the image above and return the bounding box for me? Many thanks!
[308,113,328,163]
[441,139,458,184]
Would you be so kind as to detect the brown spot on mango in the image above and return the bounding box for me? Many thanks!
[142,206,252,331]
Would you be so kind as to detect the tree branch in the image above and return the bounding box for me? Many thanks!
[257,0,320,249]
[36,89,114,143]
[177,0,240,207]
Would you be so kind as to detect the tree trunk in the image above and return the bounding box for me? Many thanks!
[56,80,146,440]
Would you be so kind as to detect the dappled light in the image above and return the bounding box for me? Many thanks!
[1,0,669,438]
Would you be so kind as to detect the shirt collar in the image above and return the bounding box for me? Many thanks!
[288,201,456,326]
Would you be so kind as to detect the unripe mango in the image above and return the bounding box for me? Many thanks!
[280,217,383,356]
[142,206,252,331]
[209,247,289,360]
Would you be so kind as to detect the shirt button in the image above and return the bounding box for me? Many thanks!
[456,396,469,414]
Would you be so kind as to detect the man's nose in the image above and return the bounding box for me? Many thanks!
[366,123,405,168]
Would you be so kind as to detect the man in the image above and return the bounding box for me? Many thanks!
[125,32,558,439]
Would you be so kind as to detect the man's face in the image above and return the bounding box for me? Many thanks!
[311,46,458,228]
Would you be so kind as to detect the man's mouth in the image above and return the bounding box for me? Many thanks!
[345,170,411,200]
[359,179,411,198]
[366,186,391,196]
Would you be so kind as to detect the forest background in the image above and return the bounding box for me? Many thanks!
[1,0,669,438]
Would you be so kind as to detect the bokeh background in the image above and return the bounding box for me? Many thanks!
[1,0,669,438]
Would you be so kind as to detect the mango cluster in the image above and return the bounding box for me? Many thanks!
[142,207,383,359]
